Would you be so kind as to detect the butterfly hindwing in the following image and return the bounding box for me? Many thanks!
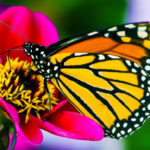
[50,53,150,139]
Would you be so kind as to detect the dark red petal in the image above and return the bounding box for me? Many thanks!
[19,115,43,144]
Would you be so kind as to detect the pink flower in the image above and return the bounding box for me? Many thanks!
[0,6,104,149]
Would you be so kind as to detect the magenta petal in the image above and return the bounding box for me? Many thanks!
[0,98,43,144]
[0,6,59,63]
[32,11,59,46]
[40,111,104,141]
[0,98,26,138]
[9,134,37,150]
[0,6,59,45]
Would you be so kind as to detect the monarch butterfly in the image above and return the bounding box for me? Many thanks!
[10,22,150,139]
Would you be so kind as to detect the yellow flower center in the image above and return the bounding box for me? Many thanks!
[0,58,59,123]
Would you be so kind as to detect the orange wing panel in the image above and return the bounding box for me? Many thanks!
[57,37,118,53]
[56,37,148,64]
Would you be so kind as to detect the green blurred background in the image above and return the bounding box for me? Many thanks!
[1,0,150,150]
[1,0,127,39]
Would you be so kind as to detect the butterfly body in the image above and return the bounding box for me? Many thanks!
[23,22,150,139]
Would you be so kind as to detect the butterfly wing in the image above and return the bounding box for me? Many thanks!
[48,22,150,65]
[23,22,150,139]
[50,53,150,139]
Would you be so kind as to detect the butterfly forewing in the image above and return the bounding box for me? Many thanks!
[50,53,150,139]
[49,23,150,65]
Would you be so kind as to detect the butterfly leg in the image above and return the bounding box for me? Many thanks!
[11,128,16,150]
[44,79,51,120]
[29,68,51,120]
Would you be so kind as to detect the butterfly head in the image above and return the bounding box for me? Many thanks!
[23,42,52,78]
[23,42,47,60]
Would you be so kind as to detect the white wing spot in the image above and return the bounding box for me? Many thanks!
[40,51,44,54]
[104,33,109,37]
[134,63,139,68]
[141,76,146,81]
[98,54,105,60]
[145,112,150,116]
[117,31,126,37]
[127,128,132,133]
[55,73,59,77]
[125,60,131,66]
[120,130,125,135]
[137,31,148,39]
[47,62,51,66]
[148,80,150,85]
[108,26,117,31]
[112,127,116,133]
[141,84,144,88]
[35,55,38,59]
[47,69,50,73]
[148,87,150,92]
[145,65,150,71]
[40,61,43,64]
[142,107,146,111]
[131,118,136,122]
[108,55,120,59]
[123,123,128,128]
[146,59,150,64]
[147,104,150,110]
[141,70,147,76]
[146,93,150,96]
[117,133,121,137]
[54,66,58,71]
[134,124,139,128]
[87,31,98,36]
[43,54,46,57]
[125,24,136,29]
[135,112,139,117]
[131,68,137,73]
[116,123,120,127]
[35,48,39,51]
[74,53,88,56]
[138,26,147,31]
[31,55,34,60]
[140,117,144,122]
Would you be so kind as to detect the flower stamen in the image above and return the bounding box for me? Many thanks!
[0,58,59,123]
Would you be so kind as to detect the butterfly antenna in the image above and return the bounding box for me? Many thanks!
[0,46,25,70]
[0,21,29,42]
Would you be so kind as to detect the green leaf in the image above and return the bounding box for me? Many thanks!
[0,124,10,150]
[0,107,16,150]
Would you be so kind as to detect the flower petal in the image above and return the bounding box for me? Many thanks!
[0,98,43,144]
[9,134,37,150]
[40,111,104,141]
[0,98,27,140]
[0,6,59,63]
[19,115,43,144]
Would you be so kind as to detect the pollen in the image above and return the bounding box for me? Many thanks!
[0,58,59,123]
